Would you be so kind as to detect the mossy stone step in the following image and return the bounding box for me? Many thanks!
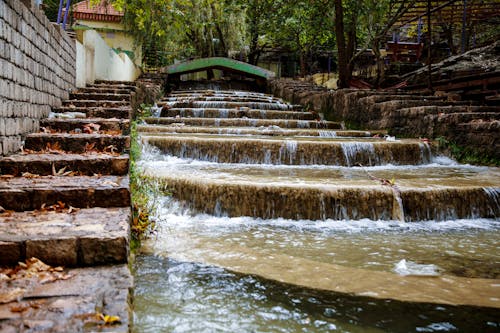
[0,153,129,176]
[162,108,315,120]
[52,107,132,119]
[0,207,130,266]
[0,264,132,332]
[69,92,131,101]
[76,87,133,95]
[143,117,341,129]
[41,118,130,133]
[62,100,130,108]
[25,133,130,154]
[0,175,130,211]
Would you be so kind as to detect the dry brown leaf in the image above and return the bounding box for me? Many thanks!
[83,123,101,134]
[102,180,119,187]
[97,312,121,325]
[0,288,26,304]
[0,258,74,287]
[22,172,40,179]
[10,300,44,313]
[46,142,63,153]
[84,142,97,153]
[104,145,118,154]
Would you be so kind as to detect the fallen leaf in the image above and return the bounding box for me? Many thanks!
[102,180,119,187]
[0,288,26,304]
[0,207,15,217]
[22,172,40,179]
[46,142,63,154]
[83,123,101,134]
[104,145,118,154]
[84,142,97,153]
[97,313,121,325]
[10,304,29,313]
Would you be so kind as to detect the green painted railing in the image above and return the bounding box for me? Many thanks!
[162,57,275,80]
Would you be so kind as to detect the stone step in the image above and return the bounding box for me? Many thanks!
[138,125,374,138]
[41,118,130,134]
[162,108,315,120]
[361,94,447,104]
[25,133,130,154]
[143,163,500,221]
[94,79,136,86]
[62,100,130,108]
[87,83,137,90]
[52,106,132,119]
[394,105,500,116]
[0,207,130,266]
[0,264,131,332]
[76,87,133,95]
[161,96,285,103]
[385,109,500,138]
[0,175,130,211]
[169,90,276,97]
[143,117,341,129]
[164,100,302,111]
[377,100,479,112]
[69,92,131,101]
[0,153,129,176]
[142,135,432,166]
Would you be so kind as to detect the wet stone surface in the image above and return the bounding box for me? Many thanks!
[0,153,129,176]
[0,264,132,333]
[0,175,130,211]
[24,133,130,154]
[0,207,130,266]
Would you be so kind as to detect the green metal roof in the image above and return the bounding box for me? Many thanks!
[163,57,275,80]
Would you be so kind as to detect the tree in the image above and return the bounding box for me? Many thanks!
[235,0,276,65]
[334,0,349,87]
[266,0,335,77]
[334,0,417,87]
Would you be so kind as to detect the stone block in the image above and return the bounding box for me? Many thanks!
[0,118,5,136]
[0,241,22,265]
[26,238,78,267]
[79,237,128,266]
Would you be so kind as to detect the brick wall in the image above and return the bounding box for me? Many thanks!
[0,0,76,155]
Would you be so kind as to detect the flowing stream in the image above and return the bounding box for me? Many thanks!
[133,89,500,332]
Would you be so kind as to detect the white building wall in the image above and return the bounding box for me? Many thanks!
[78,30,141,83]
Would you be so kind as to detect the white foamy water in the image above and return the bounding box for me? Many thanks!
[341,142,377,166]
[152,196,500,234]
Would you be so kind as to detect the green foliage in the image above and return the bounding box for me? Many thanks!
[41,0,61,22]
[437,137,500,166]
[129,109,171,246]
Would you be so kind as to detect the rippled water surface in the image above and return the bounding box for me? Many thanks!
[133,197,500,332]
[133,255,499,333]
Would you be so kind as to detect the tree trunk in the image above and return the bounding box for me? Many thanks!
[334,0,349,88]
[300,51,306,77]
[372,38,384,88]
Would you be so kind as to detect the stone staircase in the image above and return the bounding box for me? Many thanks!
[269,79,500,161]
[0,80,134,332]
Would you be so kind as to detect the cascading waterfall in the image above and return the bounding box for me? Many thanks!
[341,142,377,166]
[319,130,337,137]
[279,140,298,164]
[483,187,500,216]
[134,87,500,333]
[297,120,310,128]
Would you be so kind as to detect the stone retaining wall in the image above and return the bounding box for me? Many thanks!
[268,79,500,162]
[0,0,76,155]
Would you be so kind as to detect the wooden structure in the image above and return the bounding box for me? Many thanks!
[163,57,276,81]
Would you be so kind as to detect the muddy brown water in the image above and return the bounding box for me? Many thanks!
[133,89,500,332]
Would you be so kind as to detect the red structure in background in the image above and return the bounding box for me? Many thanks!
[72,0,124,23]
[386,41,423,63]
